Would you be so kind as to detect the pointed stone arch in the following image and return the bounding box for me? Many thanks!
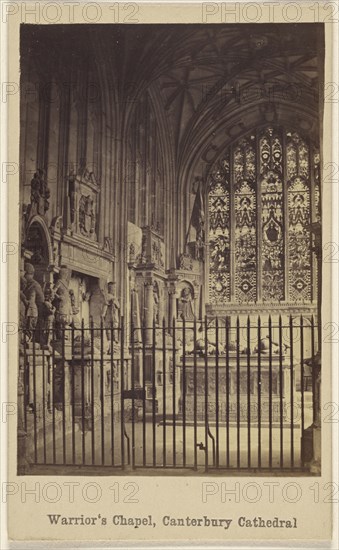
[24,215,54,286]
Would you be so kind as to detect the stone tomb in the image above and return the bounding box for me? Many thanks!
[179,352,292,424]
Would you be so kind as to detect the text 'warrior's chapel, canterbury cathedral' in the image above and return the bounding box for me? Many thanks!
[18,24,323,475]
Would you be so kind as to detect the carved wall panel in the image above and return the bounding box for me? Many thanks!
[69,169,100,241]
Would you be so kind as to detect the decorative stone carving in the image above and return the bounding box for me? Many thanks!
[68,169,100,240]
[129,243,136,262]
[69,288,80,323]
[79,195,96,237]
[53,266,72,338]
[29,169,50,217]
[153,281,160,325]
[50,215,62,235]
[178,286,194,321]
[150,214,162,235]
[139,235,147,263]
[138,226,165,269]
[23,262,45,341]
[195,213,205,261]
[40,284,56,348]
[152,241,164,266]
[104,236,113,253]
[102,282,120,345]
[178,253,193,270]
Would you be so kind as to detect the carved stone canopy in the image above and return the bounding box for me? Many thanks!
[137,226,165,270]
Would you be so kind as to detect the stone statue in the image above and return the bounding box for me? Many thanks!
[69,289,80,327]
[152,241,164,267]
[79,195,96,237]
[140,235,147,263]
[40,284,56,348]
[178,286,194,321]
[30,169,50,216]
[53,266,72,339]
[102,282,120,345]
[26,288,38,334]
[23,263,45,342]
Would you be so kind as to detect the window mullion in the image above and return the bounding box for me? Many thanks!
[310,142,317,304]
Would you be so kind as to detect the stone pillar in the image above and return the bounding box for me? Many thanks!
[144,281,154,344]
[168,286,177,330]
[310,222,322,474]
[157,284,162,325]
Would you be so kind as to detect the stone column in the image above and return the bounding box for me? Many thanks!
[168,287,177,331]
[158,283,165,325]
[310,222,321,474]
[144,281,154,344]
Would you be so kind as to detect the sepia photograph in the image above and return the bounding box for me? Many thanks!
[3,1,339,545]
[17,21,325,478]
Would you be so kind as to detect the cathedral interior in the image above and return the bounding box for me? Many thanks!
[18,23,324,473]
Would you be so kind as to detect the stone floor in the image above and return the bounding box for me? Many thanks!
[24,392,313,473]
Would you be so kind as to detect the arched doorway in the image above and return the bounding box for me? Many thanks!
[24,217,53,287]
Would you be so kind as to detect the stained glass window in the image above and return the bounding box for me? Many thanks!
[260,128,284,302]
[207,127,317,305]
[208,156,230,304]
[287,132,311,302]
[234,137,257,303]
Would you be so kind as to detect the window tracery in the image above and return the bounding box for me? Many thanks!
[207,127,318,305]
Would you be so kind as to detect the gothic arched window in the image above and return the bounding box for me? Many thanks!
[207,127,320,306]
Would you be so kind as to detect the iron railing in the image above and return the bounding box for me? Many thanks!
[18,315,319,473]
